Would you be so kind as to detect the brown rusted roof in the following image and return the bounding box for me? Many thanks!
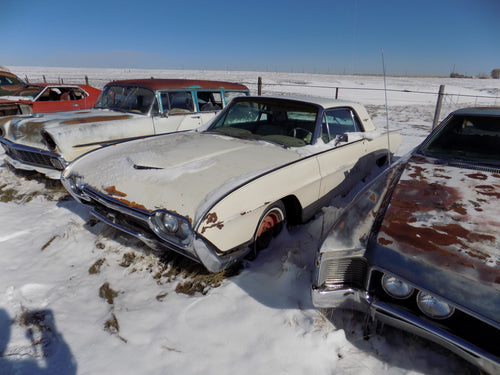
[106,78,249,91]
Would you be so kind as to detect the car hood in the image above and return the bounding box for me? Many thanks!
[0,96,34,104]
[65,131,302,224]
[4,109,137,148]
[372,154,500,323]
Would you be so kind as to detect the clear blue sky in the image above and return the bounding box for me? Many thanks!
[1,0,499,76]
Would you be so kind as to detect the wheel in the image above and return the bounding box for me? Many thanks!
[253,201,285,255]
[289,127,313,143]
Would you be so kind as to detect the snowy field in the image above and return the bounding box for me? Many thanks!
[0,67,498,375]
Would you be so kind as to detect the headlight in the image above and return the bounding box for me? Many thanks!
[159,213,179,233]
[381,273,414,299]
[416,291,455,319]
[150,211,192,245]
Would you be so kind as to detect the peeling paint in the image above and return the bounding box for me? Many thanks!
[104,185,127,197]
[200,212,224,234]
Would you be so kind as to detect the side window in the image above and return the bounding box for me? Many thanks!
[164,91,194,114]
[324,108,361,142]
[59,87,87,101]
[197,91,223,112]
[70,87,87,100]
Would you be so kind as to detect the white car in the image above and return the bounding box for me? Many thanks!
[0,79,249,178]
[62,96,401,272]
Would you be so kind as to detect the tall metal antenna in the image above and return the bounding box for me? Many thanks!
[381,50,392,165]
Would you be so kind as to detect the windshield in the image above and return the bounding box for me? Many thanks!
[12,85,44,98]
[207,98,318,147]
[94,85,156,114]
[0,73,25,86]
[420,114,500,166]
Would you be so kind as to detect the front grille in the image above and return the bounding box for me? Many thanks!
[319,257,367,289]
[8,147,57,169]
[2,141,62,170]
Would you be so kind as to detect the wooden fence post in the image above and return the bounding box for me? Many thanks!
[258,76,262,96]
[432,85,445,130]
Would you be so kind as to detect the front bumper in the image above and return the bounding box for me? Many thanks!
[63,180,250,272]
[312,286,500,374]
[0,138,67,179]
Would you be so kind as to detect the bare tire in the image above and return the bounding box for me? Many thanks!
[253,201,285,254]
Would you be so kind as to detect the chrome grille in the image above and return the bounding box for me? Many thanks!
[8,147,58,169]
[319,257,367,289]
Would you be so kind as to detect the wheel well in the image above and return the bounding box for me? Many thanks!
[376,154,388,167]
[281,195,302,225]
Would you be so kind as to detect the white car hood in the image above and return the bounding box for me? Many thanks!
[67,131,303,223]
[5,109,140,149]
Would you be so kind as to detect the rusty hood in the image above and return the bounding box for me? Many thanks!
[372,154,500,323]
[3,109,136,151]
[64,131,302,224]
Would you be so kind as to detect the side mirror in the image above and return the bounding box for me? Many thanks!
[334,133,348,146]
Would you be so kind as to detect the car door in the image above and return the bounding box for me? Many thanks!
[65,87,93,110]
[32,86,87,113]
[315,107,368,199]
[153,91,204,134]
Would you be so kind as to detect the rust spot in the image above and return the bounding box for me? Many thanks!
[378,237,393,246]
[476,184,500,199]
[204,212,218,224]
[104,185,127,197]
[201,212,224,234]
[368,192,377,203]
[466,172,488,180]
[116,197,149,212]
[61,114,131,125]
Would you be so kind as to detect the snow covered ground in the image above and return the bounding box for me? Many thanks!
[1,67,498,375]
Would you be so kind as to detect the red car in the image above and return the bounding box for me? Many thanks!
[0,83,102,116]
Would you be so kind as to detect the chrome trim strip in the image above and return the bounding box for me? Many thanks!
[372,300,500,375]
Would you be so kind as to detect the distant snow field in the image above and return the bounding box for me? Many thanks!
[1,67,498,375]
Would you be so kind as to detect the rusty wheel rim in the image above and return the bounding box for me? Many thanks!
[255,208,283,251]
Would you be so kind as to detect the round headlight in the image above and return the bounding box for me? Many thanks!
[417,291,455,319]
[381,274,414,299]
[161,214,179,233]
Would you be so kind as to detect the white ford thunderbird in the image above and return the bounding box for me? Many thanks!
[62,96,401,272]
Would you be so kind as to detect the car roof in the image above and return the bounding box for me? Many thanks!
[240,95,361,109]
[106,78,249,91]
[452,107,500,116]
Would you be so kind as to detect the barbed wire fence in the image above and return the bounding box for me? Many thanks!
[22,73,499,128]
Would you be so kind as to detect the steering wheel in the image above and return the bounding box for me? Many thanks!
[289,127,313,143]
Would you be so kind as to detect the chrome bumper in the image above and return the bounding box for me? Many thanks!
[312,286,500,374]
[63,180,249,273]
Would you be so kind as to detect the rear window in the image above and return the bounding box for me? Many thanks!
[420,114,500,166]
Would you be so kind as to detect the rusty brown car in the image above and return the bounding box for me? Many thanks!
[312,107,500,374]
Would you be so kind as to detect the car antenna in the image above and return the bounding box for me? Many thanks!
[381,50,392,165]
